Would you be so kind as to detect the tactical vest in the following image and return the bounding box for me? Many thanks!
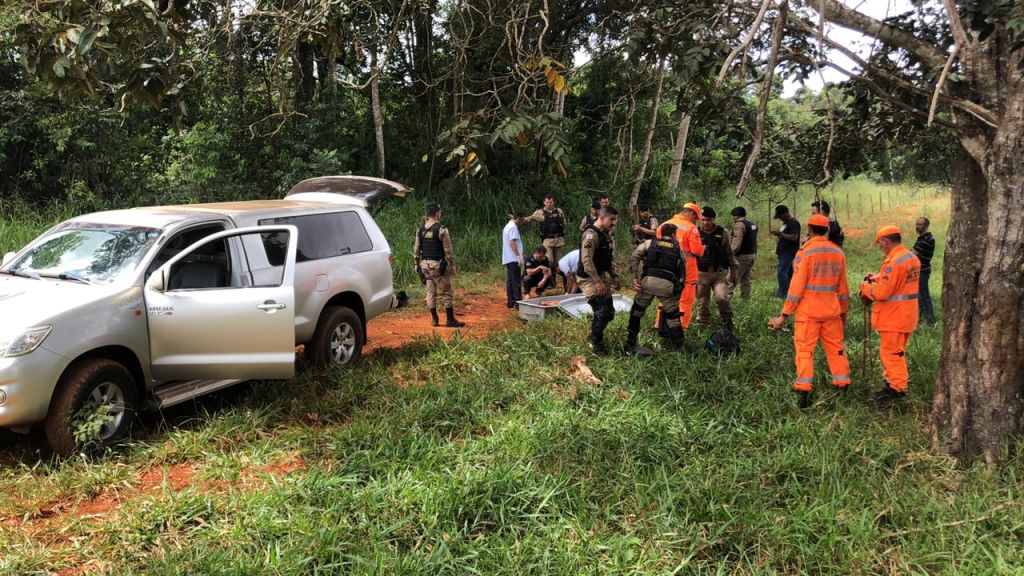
[576,225,613,279]
[643,238,682,283]
[698,226,729,271]
[417,222,445,261]
[634,216,657,244]
[828,220,845,247]
[540,209,565,239]
[736,219,758,255]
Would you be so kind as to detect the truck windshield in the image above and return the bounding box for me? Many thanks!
[1,223,162,285]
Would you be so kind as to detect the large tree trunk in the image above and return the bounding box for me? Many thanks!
[666,112,691,191]
[629,60,665,219]
[294,41,316,112]
[932,108,1024,465]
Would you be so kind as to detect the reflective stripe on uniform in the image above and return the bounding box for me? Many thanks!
[795,377,813,384]
[832,374,851,383]
[786,295,801,303]
[894,253,915,265]
[803,247,844,256]
[806,284,837,292]
[887,294,918,301]
[838,294,850,300]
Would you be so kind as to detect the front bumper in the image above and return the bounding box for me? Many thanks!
[0,347,67,427]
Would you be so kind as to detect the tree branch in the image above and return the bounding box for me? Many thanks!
[928,44,958,127]
[736,1,787,199]
[811,0,946,71]
[716,0,771,86]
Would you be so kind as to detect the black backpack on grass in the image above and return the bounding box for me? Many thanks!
[705,330,740,356]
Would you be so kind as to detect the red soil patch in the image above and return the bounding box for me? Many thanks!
[1,454,306,535]
[845,227,865,238]
[365,289,521,353]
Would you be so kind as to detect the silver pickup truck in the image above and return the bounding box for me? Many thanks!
[0,176,407,454]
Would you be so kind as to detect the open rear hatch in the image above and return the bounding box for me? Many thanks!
[285,176,412,205]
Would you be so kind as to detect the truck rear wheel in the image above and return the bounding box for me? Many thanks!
[306,306,364,368]
[44,358,137,456]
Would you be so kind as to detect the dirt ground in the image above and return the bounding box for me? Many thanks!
[365,289,522,353]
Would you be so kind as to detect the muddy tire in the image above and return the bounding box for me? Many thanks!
[306,306,364,368]
[44,358,137,456]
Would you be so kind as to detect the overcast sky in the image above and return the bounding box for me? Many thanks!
[781,0,919,96]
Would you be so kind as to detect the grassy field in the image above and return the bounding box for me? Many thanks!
[4,181,1023,575]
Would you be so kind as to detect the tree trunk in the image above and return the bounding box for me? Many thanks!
[932,119,1024,464]
[294,41,316,112]
[370,52,386,178]
[666,112,691,192]
[629,60,665,220]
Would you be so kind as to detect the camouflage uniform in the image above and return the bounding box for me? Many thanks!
[578,224,617,352]
[414,218,456,310]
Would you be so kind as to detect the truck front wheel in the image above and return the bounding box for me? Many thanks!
[44,358,137,456]
[306,306,364,368]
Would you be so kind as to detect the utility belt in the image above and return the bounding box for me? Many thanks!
[541,234,563,240]
[698,265,729,273]
[577,268,611,280]
[644,268,678,283]
[735,250,756,257]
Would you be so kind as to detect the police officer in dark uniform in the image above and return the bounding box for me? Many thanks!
[413,203,465,327]
[632,205,659,245]
[696,207,738,331]
[626,223,686,354]
[730,207,758,300]
[577,206,620,355]
[526,194,568,290]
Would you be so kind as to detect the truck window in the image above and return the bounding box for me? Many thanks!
[259,211,373,265]
[146,223,226,278]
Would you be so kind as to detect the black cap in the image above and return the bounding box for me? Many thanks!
[731,206,746,217]
[773,205,789,219]
[426,202,442,216]
[701,207,717,219]
[535,246,547,254]
[591,201,602,211]
[639,204,651,212]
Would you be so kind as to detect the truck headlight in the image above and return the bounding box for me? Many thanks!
[0,326,52,357]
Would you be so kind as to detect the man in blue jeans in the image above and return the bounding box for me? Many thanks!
[770,205,801,298]
[502,212,526,308]
[912,217,937,324]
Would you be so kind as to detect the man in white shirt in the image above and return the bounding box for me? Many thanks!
[502,212,526,308]
[558,249,581,294]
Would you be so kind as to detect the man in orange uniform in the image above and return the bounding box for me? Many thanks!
[769,214,851,409]
[657,202,704,330]
[860,225,920,406]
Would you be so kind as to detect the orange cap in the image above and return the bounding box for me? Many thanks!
[808,214,830,228]
[874,225,901,243]
[682,202,701,214]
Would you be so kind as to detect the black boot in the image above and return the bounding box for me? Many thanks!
[445,307,466,328]
[796,390,812,410]
[430,308,439,327]
[874,384,905,408]
[669,326,686,350]
[625,314,642,355]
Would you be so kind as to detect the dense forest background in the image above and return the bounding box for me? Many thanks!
[0,1,955,215]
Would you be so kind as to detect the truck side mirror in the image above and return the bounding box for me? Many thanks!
[148,269,167,293]
[1,252,15,267]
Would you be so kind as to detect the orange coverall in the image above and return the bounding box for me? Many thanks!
[782,236,851,392]
[657,215,704,329]
[860,244,920,393]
